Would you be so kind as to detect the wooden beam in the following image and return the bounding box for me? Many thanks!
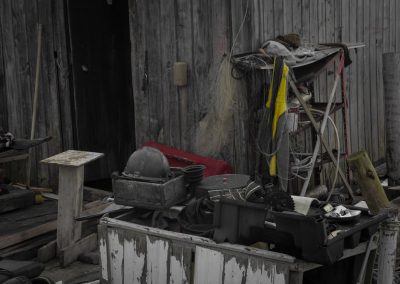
[347,151,390,214]
[37,240,57,263]
[0,220,57,250]
[57,165,84,250]
[0,187,35,214]
[0,153,29,163]
[59,233,98,267]
[83,186,112,202]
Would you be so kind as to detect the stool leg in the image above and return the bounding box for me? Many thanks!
[57,165,84,251]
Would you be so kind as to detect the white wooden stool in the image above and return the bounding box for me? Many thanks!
[41,150,103,266]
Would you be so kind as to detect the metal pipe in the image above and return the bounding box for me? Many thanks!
[299,73,340,196]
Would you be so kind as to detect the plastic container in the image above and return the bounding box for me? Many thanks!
[213,198,267,244]
[273,210,389,264]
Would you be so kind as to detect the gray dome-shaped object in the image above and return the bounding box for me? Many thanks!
[123,147,170,179]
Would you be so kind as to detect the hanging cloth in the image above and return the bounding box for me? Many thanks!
[265,57,290,191]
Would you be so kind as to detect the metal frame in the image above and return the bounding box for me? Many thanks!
[288,51,354,199]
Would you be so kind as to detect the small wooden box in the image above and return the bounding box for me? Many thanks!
[112,174,187,210]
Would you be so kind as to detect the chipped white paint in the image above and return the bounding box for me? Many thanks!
[100,217,292,284]
[169,250,189,284]
[123,237,145,284]
[108,229,124,284]
[223,256,247,284]
[99,235,109,281]
[245,258,275,284]
[194,246,224,284]
[272,266,287,284]
[377,220,400,283]
[146,236,169,283]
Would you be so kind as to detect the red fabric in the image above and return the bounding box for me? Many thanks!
[143,141,233,177]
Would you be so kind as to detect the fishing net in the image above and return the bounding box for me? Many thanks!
[193,57,247,160]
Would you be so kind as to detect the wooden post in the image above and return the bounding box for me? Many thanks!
[348,150,398,283]
[57,165,84,248]
[383,53,400,186]
[41,150,103,266]
[377,219,400,284]
[27,24,43,187]
[347,150,389,214]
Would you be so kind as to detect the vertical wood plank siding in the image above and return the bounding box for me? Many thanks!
[0,0,397,186]
[129,0,396,171]
[0,0,72,187]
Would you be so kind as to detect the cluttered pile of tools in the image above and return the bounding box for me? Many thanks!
[104,36,394,273]
[109,144,389,266]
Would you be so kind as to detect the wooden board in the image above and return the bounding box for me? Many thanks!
[0,220,57,250]
[0,199,57,237]
[0,0,72,188]
[126,0,398,177]
[0,200,58,250]
[0,187,35,214]
[1,0,400,186]
[55,165,84,252]
[59,233,98,267]
[37,240,57,263]
[99,216,292,284]
[41,150,104,167]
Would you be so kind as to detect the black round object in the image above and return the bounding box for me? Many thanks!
[123,147,170,179]
[182,165,205,185]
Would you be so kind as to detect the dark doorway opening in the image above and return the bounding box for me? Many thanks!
[66,0,135,190]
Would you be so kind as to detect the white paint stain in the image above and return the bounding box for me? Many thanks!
[170,254,187,284]
[194,246,224,284]
[99,237,109,281]
[108,230,124,284]
[146,236,169,284]
[223,257,246,284]
[124,237,145,284]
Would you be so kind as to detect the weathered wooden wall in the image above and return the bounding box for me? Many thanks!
[0,0,135,187]
[0,0,73,187]
[244,0,397,165]
[1,0,398,185]
[130,0,400,173]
